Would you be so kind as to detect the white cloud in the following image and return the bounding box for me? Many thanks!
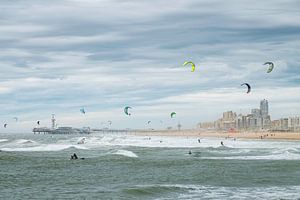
[20,33,127,47]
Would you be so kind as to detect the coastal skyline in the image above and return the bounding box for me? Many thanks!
[199,98,300,132]
[0,0,300,132]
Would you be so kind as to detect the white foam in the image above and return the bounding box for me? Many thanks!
[78,134,300,150]
[272,147,300,154]
[111,150,138,158]
[201,151,300,160]
[146,184,300,200]
[0,139,8,143]
[1,144,88,152]
[15,139,36,144]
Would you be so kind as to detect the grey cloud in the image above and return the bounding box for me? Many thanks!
[0,0,299,130]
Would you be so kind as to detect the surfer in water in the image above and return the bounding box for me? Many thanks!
[70,153,78,160]
[188,150,192,155]
[221,141,224,146]
[198,138,201,143]
[77,137,86,144]
[70,153,85,160]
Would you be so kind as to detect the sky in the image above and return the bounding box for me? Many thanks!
[0,0,299,132]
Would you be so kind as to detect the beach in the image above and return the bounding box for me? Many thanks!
[132,130,300,140]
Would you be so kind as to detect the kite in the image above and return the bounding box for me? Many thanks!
[183,61,196,72]
[124,106,132,116]
[80,108,86,114]
[264,62,274,73]
[241,83,251,93]
[170,112,176,118]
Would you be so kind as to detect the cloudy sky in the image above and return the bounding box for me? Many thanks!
[0,0,299,132]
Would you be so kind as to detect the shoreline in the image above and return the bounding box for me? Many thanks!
[130,130,300,141]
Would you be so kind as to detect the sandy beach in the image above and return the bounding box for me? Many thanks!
[132,130,300,141]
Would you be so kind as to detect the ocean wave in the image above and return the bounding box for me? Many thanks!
[0,144,88,152]
[0,139,8,143]
[124,184,300,200]
[124,184,186,196]
[110,150,138,158]
[15,139,37,144]
[272,147,300,154]
[201,150,300,160]
[48,135,300,150]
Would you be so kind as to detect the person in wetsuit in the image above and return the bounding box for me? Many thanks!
[73,153,78,159]
[71,153,78,160]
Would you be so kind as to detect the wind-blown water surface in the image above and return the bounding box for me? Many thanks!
[1,133,300,199]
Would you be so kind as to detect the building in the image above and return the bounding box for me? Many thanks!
[288,117,300,132]
[250,109,263,129]
[223,111,236,121]
[260,99,269,118]
[279,118,289,130]
[198,99,298,132]
[214,111,237,130]
[236,114,248,130]
[271,120,281,130]
[251,109,261,118]
[198,122,215,129]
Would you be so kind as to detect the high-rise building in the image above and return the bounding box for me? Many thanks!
[280,118,289,130]
[288,117,300,131]
[223,111,236,121]
[251,109,261,118]
[199,99,283,132]
[260,99,268,118]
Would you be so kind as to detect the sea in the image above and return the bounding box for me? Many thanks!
[0,132,300,200]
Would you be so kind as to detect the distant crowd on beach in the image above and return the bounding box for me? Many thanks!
[133,130,300,140]
[259,133,276,139]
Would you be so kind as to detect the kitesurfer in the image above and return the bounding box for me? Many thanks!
[71,153,78,160]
